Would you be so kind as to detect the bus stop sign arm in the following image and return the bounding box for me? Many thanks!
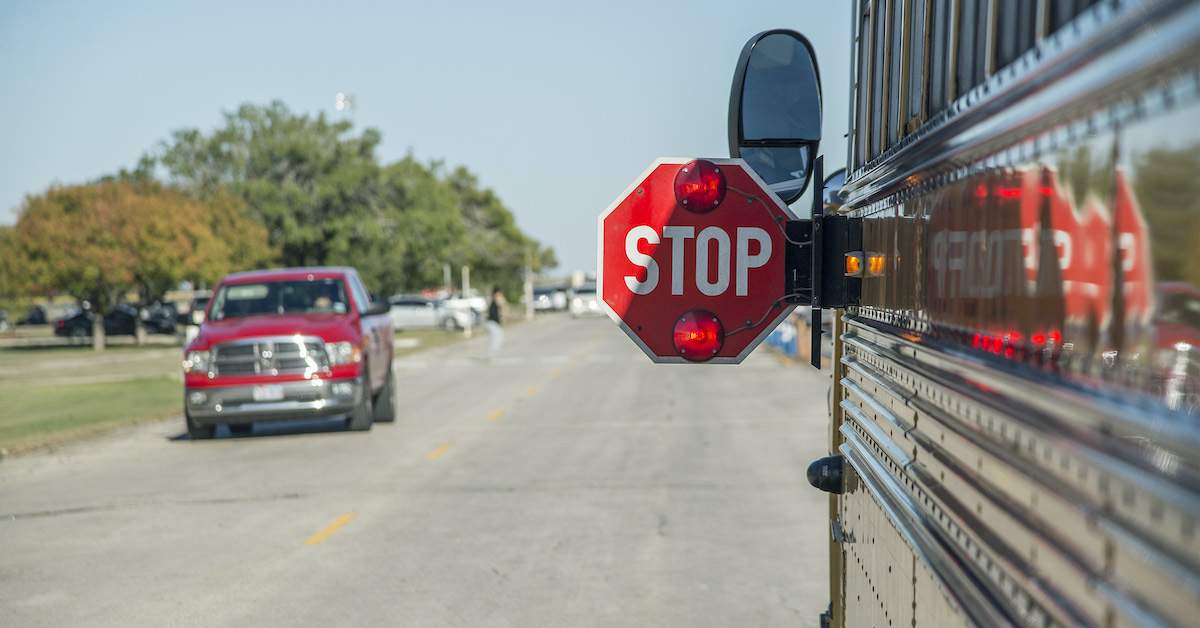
[780,156,862,368]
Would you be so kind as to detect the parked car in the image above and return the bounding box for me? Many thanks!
[533,286,568,312]
[140,302,177,334]
[16,306,47,325]
[182,267,395,438]
[388,295,471,331]
[569,282,603,318]
[54,304,174,337]
[54,310,94,337]
[442,291,487,325]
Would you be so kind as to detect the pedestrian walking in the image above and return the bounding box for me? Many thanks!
[486,285,505,360]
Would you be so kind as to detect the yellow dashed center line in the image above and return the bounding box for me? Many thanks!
[428,444,451,459]
[525,385,538,396]
[488,409,505,421]
[303,513,356,546]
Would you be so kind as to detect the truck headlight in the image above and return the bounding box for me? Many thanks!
[325,341,362,365]
[183,350,210,374]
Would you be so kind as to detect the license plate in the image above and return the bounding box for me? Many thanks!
[252,384,284,402]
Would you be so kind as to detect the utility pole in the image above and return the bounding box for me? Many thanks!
[462,265,472,338]
[524,248,534,321]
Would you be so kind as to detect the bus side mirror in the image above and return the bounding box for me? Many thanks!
[823,168,847,214]
[728,29,823,204]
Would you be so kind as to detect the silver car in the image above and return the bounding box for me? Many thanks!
[568,283,603,318]
[534,286,568,312]
[388,295,471,331]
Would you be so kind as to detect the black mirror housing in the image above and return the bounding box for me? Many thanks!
[728,29,823,204]
[366,300,391,317]
[822,168,847,213]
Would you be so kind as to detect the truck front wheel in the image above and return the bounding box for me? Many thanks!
[186,411,214,439]
[346,374,373,431]
[372,366,396,423]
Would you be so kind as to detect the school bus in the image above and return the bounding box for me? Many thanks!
[727,1,1199,626]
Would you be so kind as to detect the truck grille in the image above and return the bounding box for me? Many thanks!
[211,337,330,377]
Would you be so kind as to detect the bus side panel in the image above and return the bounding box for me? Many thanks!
[832,2,1200,625]
[840,482,921,628]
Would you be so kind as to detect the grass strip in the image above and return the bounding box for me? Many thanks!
[0,377,181,455]
[0,326,494,456]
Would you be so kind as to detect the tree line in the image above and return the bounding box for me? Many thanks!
[0,101,556,328]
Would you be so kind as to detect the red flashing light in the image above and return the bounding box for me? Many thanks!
[674,159,726,213]
[673,309,724,361]
[973,329,1064,362]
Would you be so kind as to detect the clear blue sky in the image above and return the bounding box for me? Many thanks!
[0,0,852,277]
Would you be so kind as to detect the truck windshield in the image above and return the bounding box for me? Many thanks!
[209,278,349,320]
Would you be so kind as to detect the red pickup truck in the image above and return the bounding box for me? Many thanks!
[181,267,395,438]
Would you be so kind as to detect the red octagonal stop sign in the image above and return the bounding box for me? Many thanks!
[598,158,798,363]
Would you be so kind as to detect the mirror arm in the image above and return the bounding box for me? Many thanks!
[810,156,824,369]
[738,138,819,147]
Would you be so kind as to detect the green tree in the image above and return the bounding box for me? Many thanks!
[375,157,465,291]
[1,180,275,349]
[0,225,26,319]
[150,101,556,296]
[157,101,387,269]
[445,166,557,294]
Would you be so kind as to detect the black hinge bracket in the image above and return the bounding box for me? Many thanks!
[781,157,862,369]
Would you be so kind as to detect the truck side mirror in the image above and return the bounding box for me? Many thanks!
[728,29,823,204]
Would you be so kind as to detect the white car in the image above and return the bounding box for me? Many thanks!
[388,295,471,331]
[534,286,568,311]
[568,283,603,318]
[442,293,486,325]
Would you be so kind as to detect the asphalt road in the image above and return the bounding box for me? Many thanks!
[0,313,835,627]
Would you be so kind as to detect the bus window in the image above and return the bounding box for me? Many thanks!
[854,3,872,169]
[905,0,928,132]
[927,0,951,117]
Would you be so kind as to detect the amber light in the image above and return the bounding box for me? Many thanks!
[847,252,886,277]
[845,252,863,276]
[867,254,886,276]
[673,309,724,361]
[673,159,726,213]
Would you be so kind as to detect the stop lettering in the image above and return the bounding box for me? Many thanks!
[597,158,798,363]
[623,225,771,297]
